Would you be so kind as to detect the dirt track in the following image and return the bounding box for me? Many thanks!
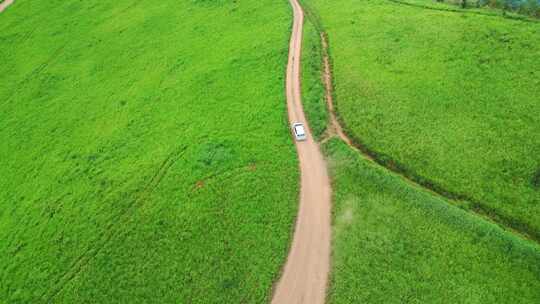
[0,0,14,13]
[271,0,331,303]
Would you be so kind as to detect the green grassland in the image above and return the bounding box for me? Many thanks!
[323,139,540,303]
[298,37,540,303]
[388,0,539,21]
[304,0,540,236]
[0,0,298,302]
[301,19,327,139]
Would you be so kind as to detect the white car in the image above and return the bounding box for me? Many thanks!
[292,122,307,141]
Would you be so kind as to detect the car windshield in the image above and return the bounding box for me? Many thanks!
[295,125,305,136]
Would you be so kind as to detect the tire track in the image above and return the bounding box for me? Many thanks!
[43,146,187,302]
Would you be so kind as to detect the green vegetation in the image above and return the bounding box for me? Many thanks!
[433,0,540,18]
[0,0,298,302]
[305,0,540,237]
[300,19,327,139]
[389,0,539,20]
[298,0,540,301]
[324,139,540,303]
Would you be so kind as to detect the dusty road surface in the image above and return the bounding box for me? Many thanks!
[271,0,331,303]
[0,0,14,13]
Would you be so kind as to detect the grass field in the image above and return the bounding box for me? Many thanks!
[304,0,540,237]
[301,19,327,139]
[323,139,540,303]
[0,1,298,302]
[388,0,539,20]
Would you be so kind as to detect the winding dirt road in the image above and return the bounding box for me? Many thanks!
[271,0,331,303]
[0,0,14,13]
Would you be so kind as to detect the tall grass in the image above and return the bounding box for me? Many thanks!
[0,0,298,302]
[448,0,540,17]
[304,0,540,238]
[323,139,540,303]
[301,20,328,139]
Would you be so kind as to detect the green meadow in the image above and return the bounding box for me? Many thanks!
[299,0,540,302]
[301,19,327,139]
[2,0,540,302]
[0,0,298,302]
[304,0,540,236]
[323,139,540,304]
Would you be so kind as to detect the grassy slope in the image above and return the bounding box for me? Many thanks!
[0,0,297,302]
[305,0,540,234]
[324,139,540,304]
[300,19,327,139]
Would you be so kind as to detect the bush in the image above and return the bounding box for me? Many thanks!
[525,0,540,17]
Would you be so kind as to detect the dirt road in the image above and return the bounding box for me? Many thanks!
[271,0,331,303]
[0,0,14,13]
